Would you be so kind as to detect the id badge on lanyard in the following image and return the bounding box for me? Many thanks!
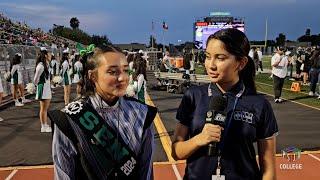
[211,156,225,180]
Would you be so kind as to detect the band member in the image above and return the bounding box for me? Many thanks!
[51,44,157,180]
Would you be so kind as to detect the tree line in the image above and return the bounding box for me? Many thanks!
[52,17,111,46]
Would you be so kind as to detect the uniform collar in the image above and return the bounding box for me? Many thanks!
[208,80,245,97]
[89,93,120,111]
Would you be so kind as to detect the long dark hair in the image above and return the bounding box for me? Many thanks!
[10,54,22,71]
[59,53,69,71]
[35,50,49,79]
[127,53,134,64]
[84,44,124,96]
[133,59,147,81]
[206,28,256,93]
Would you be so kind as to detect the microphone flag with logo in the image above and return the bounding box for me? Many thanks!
[206,95,227,156]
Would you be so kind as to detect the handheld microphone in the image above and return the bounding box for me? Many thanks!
[206,95,227,156]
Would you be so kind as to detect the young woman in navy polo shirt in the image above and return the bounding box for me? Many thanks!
[172,28,278,180]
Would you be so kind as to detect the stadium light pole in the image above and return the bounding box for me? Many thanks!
[264,18,268,48]
[151,21,154,50]
[162,27,165,54]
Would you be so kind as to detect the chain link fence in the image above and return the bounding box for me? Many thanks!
[0,44,62,96]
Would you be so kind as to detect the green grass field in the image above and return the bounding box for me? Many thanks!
[255,73,319,108]
[194,63,320,109]
[262,56,272,70]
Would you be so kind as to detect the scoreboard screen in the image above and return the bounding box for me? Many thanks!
[194,22,245,49]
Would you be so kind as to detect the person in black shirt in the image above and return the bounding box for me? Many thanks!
[171,29,278,180]
[309,49,320,97]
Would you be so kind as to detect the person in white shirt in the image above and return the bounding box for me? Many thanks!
[50,53,59,88]
[10,53,31,106]
[34,49,52,133]
[248,48,254,59]
[162,51,176,72]
[257,48,263,72]
[271,47,288,103]
[61,50,71,105]
[72,54,83,98]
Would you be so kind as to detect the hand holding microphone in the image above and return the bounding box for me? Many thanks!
[206,95,227,156]
[195,123,223,147]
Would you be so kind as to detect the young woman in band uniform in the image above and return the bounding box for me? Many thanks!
[52,45,157,180]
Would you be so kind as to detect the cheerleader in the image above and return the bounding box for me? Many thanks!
[34,48,52,133]
[127,53,135,83]
[133,55,147,103]
[72,53,83,98]
[10,53,31,107]
[61,50,71,105]
[50,53,59,88]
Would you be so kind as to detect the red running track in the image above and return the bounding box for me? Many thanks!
[1,153,319,180]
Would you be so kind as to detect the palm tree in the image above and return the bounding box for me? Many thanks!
[70,17,80,30]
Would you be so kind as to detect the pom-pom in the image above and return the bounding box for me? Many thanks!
[52,76,62,84]
[126,84,136,97]
[4,71,11,82]
[26,83,36,94]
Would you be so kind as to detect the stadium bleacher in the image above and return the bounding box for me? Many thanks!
[0,13,76,48]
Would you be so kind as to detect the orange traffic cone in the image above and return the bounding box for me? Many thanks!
[290,82,301,92]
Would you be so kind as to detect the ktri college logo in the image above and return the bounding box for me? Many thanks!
[279,146,303,170]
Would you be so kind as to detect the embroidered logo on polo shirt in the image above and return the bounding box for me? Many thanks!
[65,101,83,115]
[233,110,253,124]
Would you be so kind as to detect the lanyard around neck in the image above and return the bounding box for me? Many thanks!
[208,83,246,153]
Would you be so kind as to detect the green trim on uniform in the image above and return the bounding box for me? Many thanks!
[37,84,44,99]
[13,71,18,85]
[137,81,145,103]
[39,72,46,84]
[64,71,69,85]
[53,64,57,76]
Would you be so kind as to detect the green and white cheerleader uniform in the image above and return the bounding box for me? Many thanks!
[11,64,23,85]
[50,59,59,76]
[133,74,147,103]
[61,60,71,86]
[72,61,83,84]
[34,62,52,100]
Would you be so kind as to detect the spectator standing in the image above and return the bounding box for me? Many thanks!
[271,47,288,103]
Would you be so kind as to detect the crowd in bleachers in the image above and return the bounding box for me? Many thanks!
[0,13,76,49]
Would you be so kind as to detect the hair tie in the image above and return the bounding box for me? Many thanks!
[80,44,95,57]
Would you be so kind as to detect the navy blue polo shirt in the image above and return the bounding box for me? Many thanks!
[176,81,279,180]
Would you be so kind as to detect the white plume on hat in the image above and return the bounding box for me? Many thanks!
[15,53,22,57]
